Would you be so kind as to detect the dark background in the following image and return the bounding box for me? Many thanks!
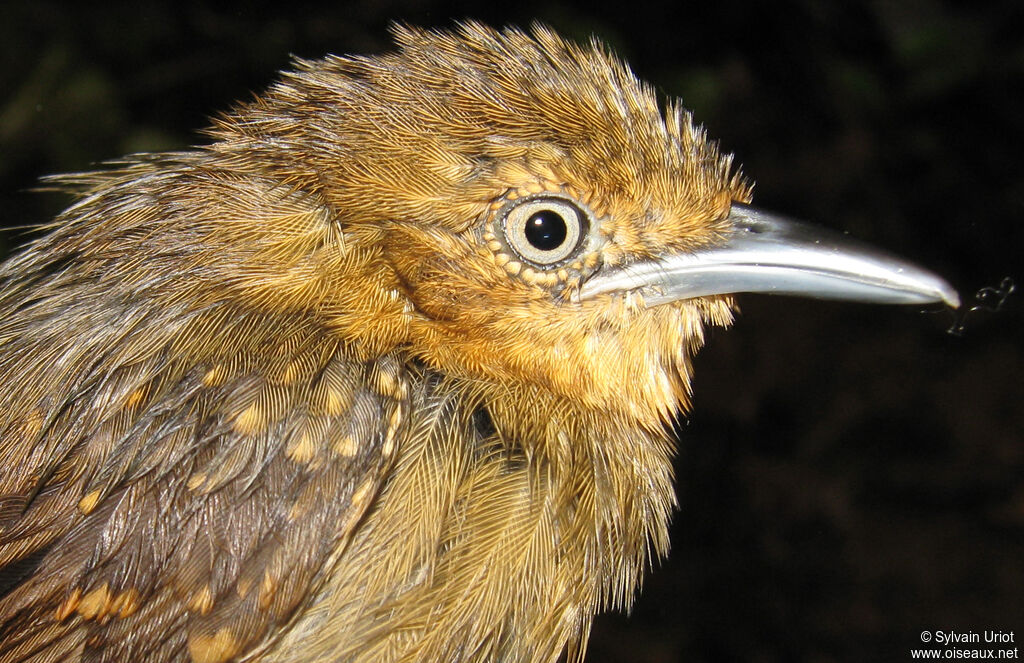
[1,2,1021,661]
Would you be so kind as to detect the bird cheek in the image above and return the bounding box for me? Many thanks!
[384,224,511,320]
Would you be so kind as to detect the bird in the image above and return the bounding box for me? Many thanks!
[0,22,958,663]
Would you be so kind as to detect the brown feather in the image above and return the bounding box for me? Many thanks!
[1,22,747,663]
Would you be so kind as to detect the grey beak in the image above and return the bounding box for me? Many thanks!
[579,204,960,308]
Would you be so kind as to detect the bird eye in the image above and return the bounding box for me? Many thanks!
[502,197,586,266]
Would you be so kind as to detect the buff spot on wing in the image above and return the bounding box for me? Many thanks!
[76,583,111,621]
[125,386,148,409]
[323,387,347,416]
[233,402,264,435]
[383,405,402,456]
[187,473,208,492]
[258,569,276,611]
[188,585,215,615]
[78,490,102,515]
[286,432,317,464]
[188,628,242,663]
[55,587,82,621]
[115,588,140,618]
[342,480,375,531]
[202,365,226,387]
[333,435,358,457]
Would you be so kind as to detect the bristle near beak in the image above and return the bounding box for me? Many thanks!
[580,204,961,309]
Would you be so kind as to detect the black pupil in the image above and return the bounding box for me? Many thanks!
[524,210,568,251]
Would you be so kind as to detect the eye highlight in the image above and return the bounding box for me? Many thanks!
[502,197,586,266]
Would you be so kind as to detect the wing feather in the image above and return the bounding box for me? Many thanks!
[0,310,407,663]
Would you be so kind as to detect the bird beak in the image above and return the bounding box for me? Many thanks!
[579,204,961,308]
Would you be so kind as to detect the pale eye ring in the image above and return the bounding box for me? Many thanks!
[502,197,586,266]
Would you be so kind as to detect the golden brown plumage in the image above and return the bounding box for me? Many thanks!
[0,22,956,663]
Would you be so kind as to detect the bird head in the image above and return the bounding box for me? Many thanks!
[168,23,743,429]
